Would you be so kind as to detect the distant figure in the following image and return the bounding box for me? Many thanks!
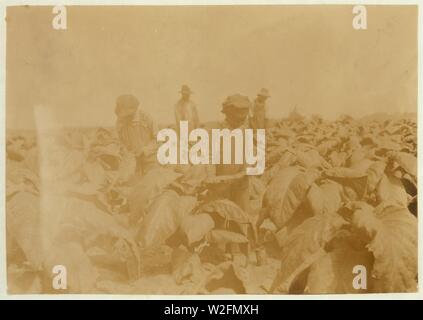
[115,94,157,174]
[174,85,200,132]
[251,88,270,129]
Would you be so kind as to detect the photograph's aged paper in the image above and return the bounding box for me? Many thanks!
[3,3,419,295]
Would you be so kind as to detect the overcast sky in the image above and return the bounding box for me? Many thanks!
[6,5,417,129]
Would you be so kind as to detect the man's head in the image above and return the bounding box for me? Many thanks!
[221,94,251,128]
[115,94,139,120]
[257,88,270,103]
[180,85,192,100]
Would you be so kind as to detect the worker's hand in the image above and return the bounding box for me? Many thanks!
[203,172,245,184]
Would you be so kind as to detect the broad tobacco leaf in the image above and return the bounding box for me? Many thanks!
[318,140,340,158]
[366,161,386,193]
[250,176,266,202]
[201,199,250,224]
[91,143,121,158]
[349,158,374,173]
[274,169,320,228]
[296,149,324,169]
[7,264,43,294]
[263,167,318,228]
[139,191,197,247]
[181,213,215,245]
[324,167,368,200]
[352,203,417,292]
[270,213,347,293]
[43,149,85,181]
[306,244,373,294]
[43,195,136,246]
[67,181,100,196]
[43,194,141,279]
[7,159,39,187]
[180,164,210,182]
[272,127,295,139]
[376,137,402,152]
[265,144,289,167]
[307,181,343,215]
[171,247,204,286]
[6,192,43,269]
[376,174,408,208]
[206,230,249,245]
[6,138,27,161]
[263,167,300,210]
[6,160,39,198]
[83,159,107,187]
[173,164,212,195]
[328,150,347,167]
[205,261,247,294]
[8,193,138,291]
[276,150,297,169]
[128,167,182,222]
[44,242,98,293]
[22,147,39,175]
[325,166,366,178]
[346,148,367,168]
[389,151,417,179]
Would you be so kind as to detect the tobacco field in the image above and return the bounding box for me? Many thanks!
[6,113,418,294]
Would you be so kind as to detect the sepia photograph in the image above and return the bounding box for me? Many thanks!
[3,4,419,296]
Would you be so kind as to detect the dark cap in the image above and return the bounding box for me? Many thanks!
[221,94,251,114]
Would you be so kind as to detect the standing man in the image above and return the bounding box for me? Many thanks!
[204,94,253,264]
[205,94,251,213]
[174,85,200,132]
[115,94,158,174]
[251,88,270,129]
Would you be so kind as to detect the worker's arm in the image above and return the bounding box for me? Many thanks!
[204,170,246,184]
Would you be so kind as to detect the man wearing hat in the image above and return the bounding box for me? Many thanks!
[251,88,270,129]
[204,94,253,264]
[115,94,158,175]
[174,85,200,132]
[205,94,252,212]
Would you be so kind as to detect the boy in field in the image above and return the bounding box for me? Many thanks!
[115,94,158,175]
